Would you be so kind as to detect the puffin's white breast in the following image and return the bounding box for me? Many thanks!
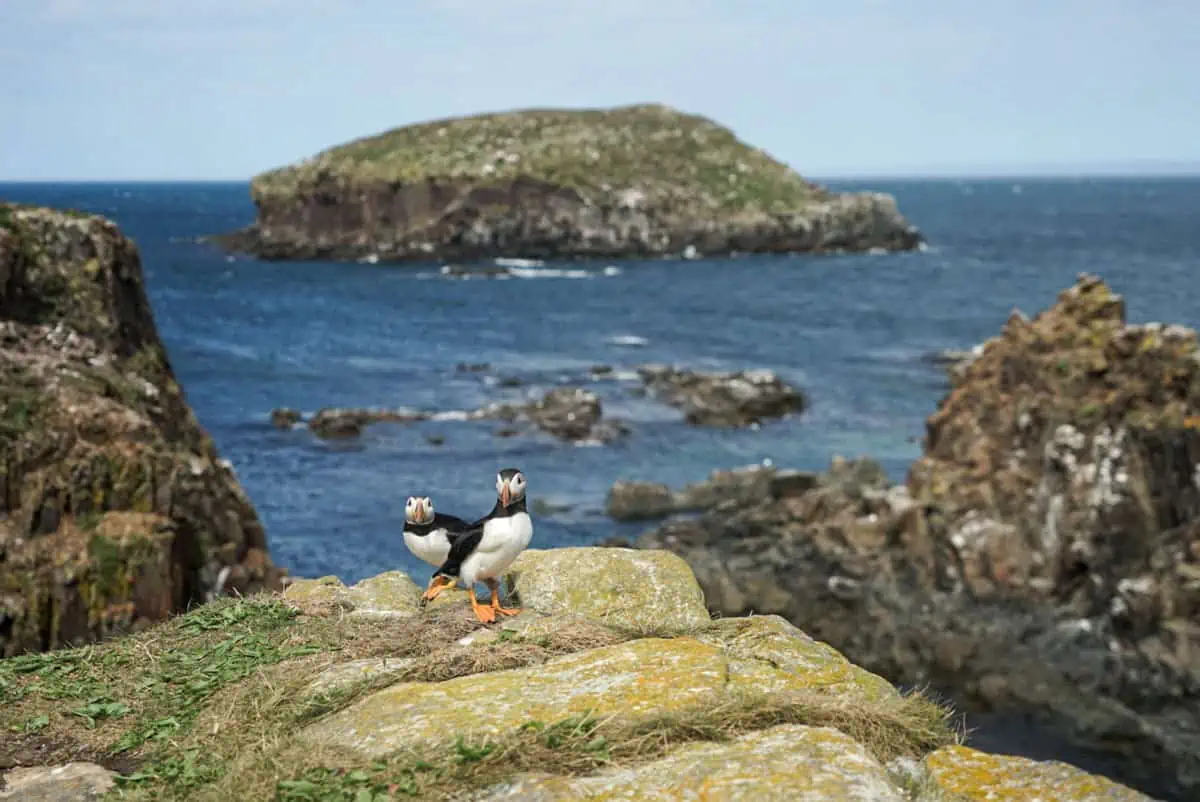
[404,528,451,567]
[461,512,533,585]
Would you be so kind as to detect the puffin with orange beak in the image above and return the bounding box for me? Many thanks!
[402,496,473,597]
[420,468,533,623]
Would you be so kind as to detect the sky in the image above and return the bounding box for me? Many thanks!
[1,0,1197,180]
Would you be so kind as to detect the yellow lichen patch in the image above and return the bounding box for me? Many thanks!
[704,615,897,702]
[508,547,710,635]
[476,724,905,801]
[925,745,1153,801]
[299,637,728,758]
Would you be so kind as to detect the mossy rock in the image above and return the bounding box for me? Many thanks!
[508,547,711,634]
[925,745,1154,801]
[477,724,907,801]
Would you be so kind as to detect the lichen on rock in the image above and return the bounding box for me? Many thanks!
[214,103,923,262]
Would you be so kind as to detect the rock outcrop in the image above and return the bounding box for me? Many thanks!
[606,276,1200,801]
[271,364,803,444]
[214,103,923,262]
[0,203,283,657]
[0,548,1151,802]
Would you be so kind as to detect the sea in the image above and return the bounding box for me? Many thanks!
[3,176,1198,796]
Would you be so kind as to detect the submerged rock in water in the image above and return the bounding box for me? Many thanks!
[0,203,284,657]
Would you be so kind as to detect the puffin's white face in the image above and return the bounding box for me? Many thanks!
[405,496,434,524]
[497,470,527,507]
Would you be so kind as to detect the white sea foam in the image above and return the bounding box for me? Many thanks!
[494,257,545,268]
[606,334,649,347]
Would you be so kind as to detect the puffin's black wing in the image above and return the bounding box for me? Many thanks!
[435,523,484,578]
[432,512,473,543]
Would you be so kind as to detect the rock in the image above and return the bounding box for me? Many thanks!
[525,387,608,441]
[0,204,283,657]
[477,725,907,801]
[269,407,302,429]
[925,745,1155,801]
[300,637,731,756]
[477,386,629,443]
[508,547,711,633]
[0,547,1148,802]
[0,762,116,801]
[604,465,820,522]
[636,364,806,426]
[282,571,429,619]
[616,277,1200,801]
[605,480,676,521]
[212,104,923,263]
[306,406,428,439]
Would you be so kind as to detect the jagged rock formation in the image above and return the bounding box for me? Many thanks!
[0,203,284,657]
[215,103,923,262]
[605,276,1200,802]
[0,548,1152,801]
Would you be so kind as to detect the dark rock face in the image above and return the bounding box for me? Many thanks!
[607,277,1200,802]
[216,178,923,263]
[0,204,285,657]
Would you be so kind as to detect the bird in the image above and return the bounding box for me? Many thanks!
[420,467,534,623]
[402,495,474,599]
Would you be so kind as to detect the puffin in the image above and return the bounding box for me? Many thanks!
[402,496,474,598]
[420,468,534,623]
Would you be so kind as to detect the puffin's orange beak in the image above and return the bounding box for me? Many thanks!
[500,482,511,508]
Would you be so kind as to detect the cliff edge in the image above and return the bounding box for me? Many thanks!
[215,103,923,262]
[0,203,284,657]
[0,548,1154,801]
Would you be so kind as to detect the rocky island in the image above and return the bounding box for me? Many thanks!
[0,203,284,658]
[214,103,923,262]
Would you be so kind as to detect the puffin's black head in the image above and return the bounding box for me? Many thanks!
[404,496,435,525]
[496,468,526,508]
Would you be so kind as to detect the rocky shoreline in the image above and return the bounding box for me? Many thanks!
[601,276,1200,802]
[0,203,285,657]
[270,363,806,442]
[212,103,924,263]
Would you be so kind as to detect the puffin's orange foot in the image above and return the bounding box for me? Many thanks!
[420,575,453,605]
[484,580,522,617]
[471,593,497,624]
[494,604,522,617]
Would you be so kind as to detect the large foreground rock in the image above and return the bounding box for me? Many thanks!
[0,548,1147,802]
[0,203,283,656]
[612,276,1200,801]
[214,103,923,262]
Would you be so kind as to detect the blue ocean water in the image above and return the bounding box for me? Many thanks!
[4,177,1199,795]
[3,177,1199,586]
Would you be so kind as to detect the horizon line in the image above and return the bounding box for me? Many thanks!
[2,168,1200,184]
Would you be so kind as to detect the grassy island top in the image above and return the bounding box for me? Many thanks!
[250,103,829,214]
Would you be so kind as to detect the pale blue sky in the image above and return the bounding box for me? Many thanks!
[1,0,1197,180]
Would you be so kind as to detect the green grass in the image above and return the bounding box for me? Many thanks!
[251,103,825,215]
